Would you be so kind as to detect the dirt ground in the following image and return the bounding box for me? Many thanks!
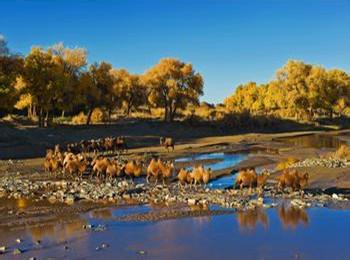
[1,120,350,191]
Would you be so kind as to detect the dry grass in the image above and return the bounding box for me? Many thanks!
[275,157,299,171]
[71,108,106,125]
[332,144,350,160]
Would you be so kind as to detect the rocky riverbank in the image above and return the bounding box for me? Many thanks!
[1,172,349,213]
[290,158,350,168]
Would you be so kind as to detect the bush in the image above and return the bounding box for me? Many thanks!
[333,144,350,160]
[90,108,106,123]
[71,112,87,125]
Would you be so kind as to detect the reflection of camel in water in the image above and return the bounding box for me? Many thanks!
[29,217,87,242]
[237,208,269,231]
[278,205,309,229]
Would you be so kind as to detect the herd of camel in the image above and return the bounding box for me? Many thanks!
[43,136,309,193]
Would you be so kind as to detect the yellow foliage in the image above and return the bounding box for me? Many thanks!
[333,144,350,160]
[71,108,106,125]
[275,157,299,171]
[90,108,106,123]
[71,112,87,125]
[15,94,32,110]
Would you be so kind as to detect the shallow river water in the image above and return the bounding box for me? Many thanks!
[1,202,350,260]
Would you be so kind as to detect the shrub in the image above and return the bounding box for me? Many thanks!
[71,112,87,125]
[90,108,106,123]
[333,144,350,160]
[275,157,299,171]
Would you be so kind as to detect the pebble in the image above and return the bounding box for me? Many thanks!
[101,243,109,248]
[0,246,6,253]
[137,250,147,255]
[13,248,22,255]
[187,199,197,206]
[290,158,350,169]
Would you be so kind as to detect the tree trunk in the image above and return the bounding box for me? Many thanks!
[126,104,132,117]
[108,108,112,123]
[169,105,177,122]
[164,105,168,122]
[86,108,93,125]
[32,105,37,119]
[38,107,44,127]
[27,103,32,119]
[61,110,65,119]
[45,110,49,127]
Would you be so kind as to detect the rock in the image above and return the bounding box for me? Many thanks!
[199,199,208,206]
[48,196,57,203]
[137,250,147,255]
[13,248,22,255]
[83,224,94,229]
[101,243,109,248]
[290,199,309,208]
[29,257,36,260]
[16,238,22,243]
[65,195,76,204]
[332,193,339,200]
[93,224,107,232]
[187,199,197,206]
[122,194,131,200]
[0,246,6,253]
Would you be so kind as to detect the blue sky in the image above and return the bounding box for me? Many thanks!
[1,0,350,103]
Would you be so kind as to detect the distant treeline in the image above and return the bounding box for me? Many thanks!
[1,36,349,128]
[224,60,350,121]
[0,38,203,126]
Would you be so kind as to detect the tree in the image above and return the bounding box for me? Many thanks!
[0,55,23,115]
[49,43,87,116]
[327,69,350,118]
[79,62,114,125]
[111,69,146,116]
[275,60,312,119]
[22,47,56,127]
[143,58,204,122]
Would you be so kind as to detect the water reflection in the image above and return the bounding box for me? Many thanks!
[236,205,310,232]
[29,218,87,242]
[236,208,269,231]
[278,205,309,229]
[89,208,113,219]
[280,134,346,149]
[175,152,247,171]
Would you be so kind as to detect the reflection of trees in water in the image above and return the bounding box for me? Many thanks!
[89,208,113,219]
[236,208,269,231]
[29,216,87,242]
[189,204,211,227]
[278,205,309,230]
[285,135,344,149]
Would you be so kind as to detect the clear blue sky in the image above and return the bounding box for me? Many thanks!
[1,0,350,103]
